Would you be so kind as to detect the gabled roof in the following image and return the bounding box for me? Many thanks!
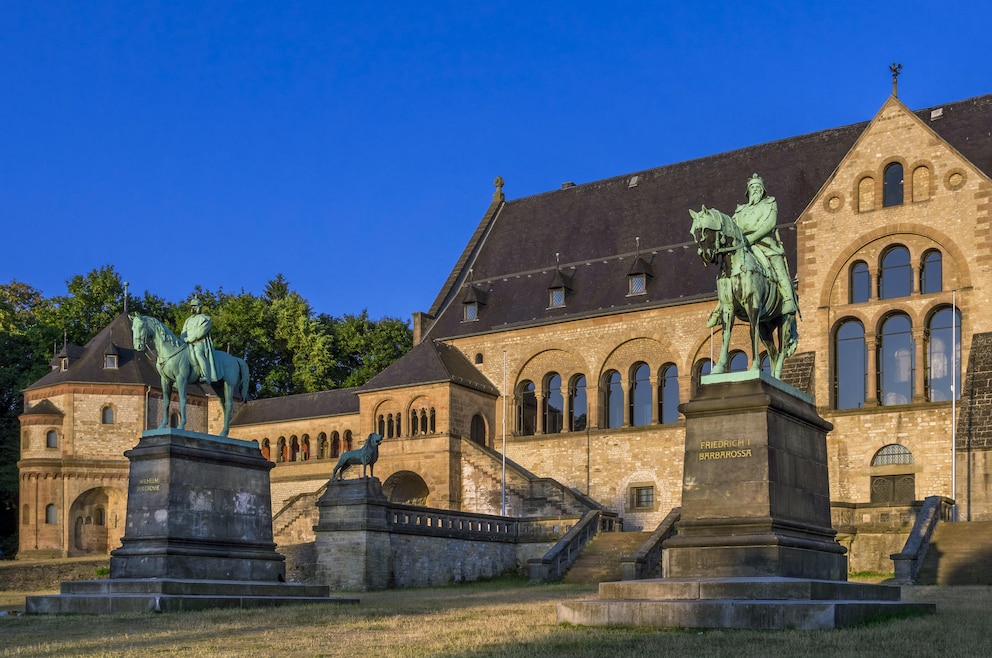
[26,313,164,390]
[359,338,499,396]
[230,388,361,426]
[424,94,992,341]
[21,399,64,417]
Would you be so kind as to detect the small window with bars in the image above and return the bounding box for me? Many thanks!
[463,302,478,322]
[549,287,565,308]
[629,485,655,510]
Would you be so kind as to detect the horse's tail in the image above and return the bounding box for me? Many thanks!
[239,358,250,401]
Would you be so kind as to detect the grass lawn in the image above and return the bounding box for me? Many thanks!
[0,577,988,657]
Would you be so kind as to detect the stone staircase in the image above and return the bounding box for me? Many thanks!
[915,520,992,585]
[561,532,653,584]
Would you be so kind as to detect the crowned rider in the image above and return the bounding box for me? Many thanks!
[731,174,797,316]
[180,294,218,384]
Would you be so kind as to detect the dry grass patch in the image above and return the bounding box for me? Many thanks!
[0,578,989,657]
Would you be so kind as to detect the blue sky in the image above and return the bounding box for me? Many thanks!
[2,1,990,322]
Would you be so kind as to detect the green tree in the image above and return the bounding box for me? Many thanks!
[327,310,413,388]
[0,281,52,558]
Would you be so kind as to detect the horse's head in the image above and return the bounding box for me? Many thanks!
[689,206,722,265]
[130,313,148,352]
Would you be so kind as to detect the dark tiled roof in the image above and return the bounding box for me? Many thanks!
[230,388,360,426]
[425,94,992,341]
[27,313,163,390]
[360,339,499,396]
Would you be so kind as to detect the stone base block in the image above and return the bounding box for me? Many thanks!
[557,577,935,630]
[26,578,356,614]
[665,542,848,581]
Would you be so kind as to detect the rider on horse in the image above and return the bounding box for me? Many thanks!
[180,295,218,384]
[707,174,799,328]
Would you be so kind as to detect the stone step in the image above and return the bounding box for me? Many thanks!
[558,577,934,630]
[561,532,652,584]
[916,521,992,585]
[26,578,357,614]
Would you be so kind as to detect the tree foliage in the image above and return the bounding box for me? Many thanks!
[0,267,413,557]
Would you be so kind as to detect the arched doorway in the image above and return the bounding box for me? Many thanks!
[68,487,125,556]
[470,414,487,447]
[382,471,430,506]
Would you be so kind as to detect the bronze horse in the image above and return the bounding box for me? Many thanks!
[130,313,249,437]
[689,206,798,378]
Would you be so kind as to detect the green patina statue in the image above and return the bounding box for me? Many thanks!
[689,174,799,379]
[130,295,250,437]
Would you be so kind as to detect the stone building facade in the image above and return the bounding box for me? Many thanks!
[19,90,992,566]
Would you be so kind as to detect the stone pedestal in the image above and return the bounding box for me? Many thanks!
[663,371,847,580]
[558,372,934,629]
[27,429,351,614]
[314,477,392,591]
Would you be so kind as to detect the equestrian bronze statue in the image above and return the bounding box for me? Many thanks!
[689,174,799,379]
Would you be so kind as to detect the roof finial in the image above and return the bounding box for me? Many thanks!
[493,176,504,203]
[123,281,130,316]
[889,62,902,97]
[635,236,641,258]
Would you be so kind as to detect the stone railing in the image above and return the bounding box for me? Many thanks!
[388,505,518,540]
[621,507,681,580]
[527,509,619,583]
[891,495,955,584]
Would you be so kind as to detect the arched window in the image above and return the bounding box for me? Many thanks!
[45,504,57,524]
[420,410,428,435]
[569,375,587,432]
[101,406,114,424]
[317,433,327,459]
[692,359,712,396]
[301,435,310,461]
[396,413,401,437]
[261,438,271,461]
[517,381,537,435]
[658,364,679,425]
[879,246,911,300]
[344,430,353,451]
[411,410,419,436]
[94,507,105,526]
[927,306,961,402]
[387,414,394,438]
[834,320,866,410]
[169,412,180,428]
[879,314,913,406]
[858,176,875,212]
[290,436,300,462]
[543,373,564,434]
[429,408,436,433]
[46,430,58,449]
[277,437,287,463]
[921,250,942,295]
[850,261,871,303]
[331,432,341,458]
[377,415,385,436]
[870,444,915,503]
[728,351,748,373]
[603,371,623,429]
[872,443,915,466]
[760,353,771,376]
[629,363,651,427]
[912,165,930,202]
[470,414,486,447]
[883,162,904,207]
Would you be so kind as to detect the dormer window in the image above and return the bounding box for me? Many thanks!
[60,357,69,371]
[627,255,652,296]
[547,265,572,309]
[104,354,118,369]
[461,284,486,323]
